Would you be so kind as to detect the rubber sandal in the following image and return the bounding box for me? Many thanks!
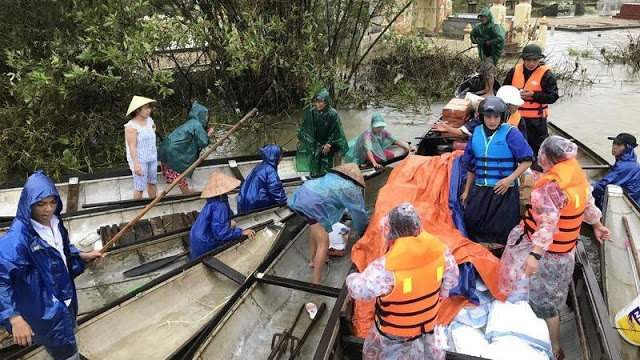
[554,348,564,360]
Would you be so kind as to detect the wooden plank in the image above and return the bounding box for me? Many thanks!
[133,220,153,242]
[163,213,186,233]
[118,223,136,246]
[65,177,80,214]
[149,217,165,236]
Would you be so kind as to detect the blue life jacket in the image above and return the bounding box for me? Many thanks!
[471,124,517,187]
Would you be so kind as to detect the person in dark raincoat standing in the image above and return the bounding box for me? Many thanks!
[296,89,349,176]
[189,172,256,259]
[592,133,640,208]
[158,101,214,195]
[470,7,505,96]
[237,144,288,213]
[0,171,103,360]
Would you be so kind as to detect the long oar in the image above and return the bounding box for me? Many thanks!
[99,108,257,254]
[122,219,274,278]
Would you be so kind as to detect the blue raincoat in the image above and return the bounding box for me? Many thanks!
[592,146,640,208]
[189,195,243,259]
[237,145,288,213]
[288,173,369,234]
[0,171,86,347]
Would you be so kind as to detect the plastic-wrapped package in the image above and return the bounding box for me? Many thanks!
[450,324,488,356]
[481,336,550,360]
[484,301,552,358]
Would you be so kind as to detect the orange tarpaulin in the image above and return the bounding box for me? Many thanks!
[351,152,507,338]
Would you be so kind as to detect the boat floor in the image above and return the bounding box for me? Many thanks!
[193,223,356,359]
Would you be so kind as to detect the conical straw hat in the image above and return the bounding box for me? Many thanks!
[126,96,157,116]
[200,172,241,198]
[330,163,366,188]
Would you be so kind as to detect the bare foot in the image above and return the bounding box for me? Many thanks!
[308,261,314,268]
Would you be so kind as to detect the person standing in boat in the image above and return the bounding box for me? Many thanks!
[470,8,505,96]
[295,89,349,176]
[503,44,559,158]
[344,112,415,169]
[124,95,159,200]
[499,136,611,360]
[346,203,458,360]
[157,101,214,195]
[592,133,640,209]
[189,172,255,259]
[288,163,369,284]
[461,97,533,244]
[237,144,288,213]
[0,171,103,360]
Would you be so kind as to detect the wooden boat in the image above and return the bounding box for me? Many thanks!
[75,204,294,315]
[324,122,622,359]
[601,186,640,360]
[0,146,408,250]
[8,213,306,360]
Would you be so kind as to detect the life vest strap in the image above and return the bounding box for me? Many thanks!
[476,165,518,171]
[376,311,438,330]
[476,157,515,162]
[377,286,441,307]
[376,297,440,317]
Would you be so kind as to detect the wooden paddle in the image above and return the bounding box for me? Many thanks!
[122,219,275,278]
[99,108,258,254]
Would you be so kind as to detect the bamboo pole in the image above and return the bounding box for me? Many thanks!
[99,108,258,253]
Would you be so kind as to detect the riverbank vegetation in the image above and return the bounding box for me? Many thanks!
[0,0,408,182]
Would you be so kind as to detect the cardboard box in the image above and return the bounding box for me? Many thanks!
[442,98,471,121]
[518,173,536,216]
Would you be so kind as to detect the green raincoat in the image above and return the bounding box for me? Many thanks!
[470,8,505,65]
[295,89,348,176]
[344,113,397,165]
[157,101,209,177]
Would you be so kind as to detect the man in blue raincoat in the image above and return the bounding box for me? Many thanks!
[0,171,102,360]
[190,172,256,259]
[593,133,640,208]
[237,144,288,213]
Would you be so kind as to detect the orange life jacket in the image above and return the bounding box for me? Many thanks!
[375,231,446,338]
[507,111,521,127]
[522,157,590,253]
[512,64,550,119]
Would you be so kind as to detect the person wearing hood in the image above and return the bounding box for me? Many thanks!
[344,112,415,169]
[346,203,459,360]
[288,163,369,284]
[504,44,559,158]
[124,96,159,200]
[499,136,611,360]
[189,172,256,259]
[470,8,505,96]
[237,144,288,213]
[158,101,214,195]
[461,97,533,244]
[0,171,103,359]
[296,89,349,176]
[592,133,640,208]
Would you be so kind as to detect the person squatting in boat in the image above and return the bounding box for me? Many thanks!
[157,101,215,195]
[288,163,369,284]
[189,172,256,259]
[237,144,288,213]
[499,136,612,360]
[592,132,640,209]
[295,89,349,176]
[0,171,103,360]
[460,97,533,245]
[346,203,459,360]
[124,96,158,200]
[344,112,415,169]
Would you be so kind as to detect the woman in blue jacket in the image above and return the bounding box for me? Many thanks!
[461,97,533,244]
[189,172,256,259]
[0,171,102,360]
[237,144,288,213]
